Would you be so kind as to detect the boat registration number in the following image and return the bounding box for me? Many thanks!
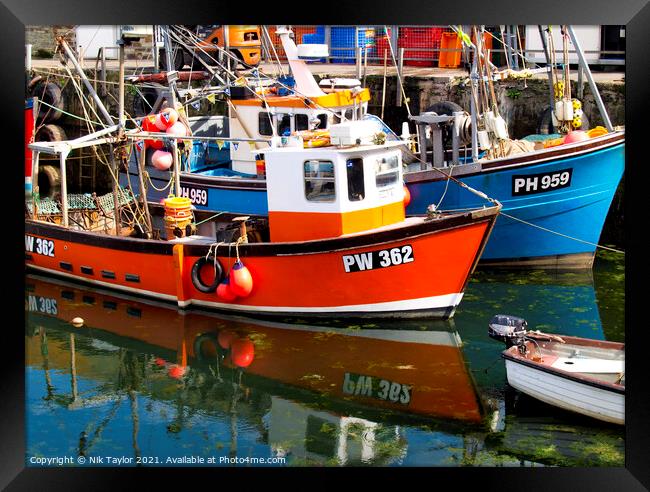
[180,184,209,207]
[27,294,58,315]
[512,168,572,196]
[343,372,411,406]
[25,235,55,257]
[342,245,414,273]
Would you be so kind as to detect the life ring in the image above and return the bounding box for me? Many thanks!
[193,333,222,362]
[297,130,330,148]
[191,255,223,293]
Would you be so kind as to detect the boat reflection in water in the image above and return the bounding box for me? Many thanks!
[26,274,486,466]
[25,259,624,467]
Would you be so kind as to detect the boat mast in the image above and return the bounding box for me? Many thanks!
[161,25,182,197]
[566,25,614,132]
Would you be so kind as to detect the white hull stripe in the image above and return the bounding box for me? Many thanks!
[190,293,464,313]
[27,265,463,314]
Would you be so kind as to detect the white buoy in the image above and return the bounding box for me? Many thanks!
[71,317,84,328]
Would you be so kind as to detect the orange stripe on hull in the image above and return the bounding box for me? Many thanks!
[269,201,406,242]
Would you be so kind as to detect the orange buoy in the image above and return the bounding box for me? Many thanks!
[403,185,411,207]
[166,121,187,138]
[231,338,255,368]
[155,108,178,131]
[218,329,236,350]
[168,364,186,379]
[563,130,589,144]
[217,277,238,301]
[229,261,253,297]
[152,150,173,170]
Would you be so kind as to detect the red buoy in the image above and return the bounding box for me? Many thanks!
[166,121,187,138]
[142,115,164,150]
[218,329,236,350]
[403,185,411,207]
[155,108,179,131]
[168,364,186,379]
[154,357,166,367]
[563,130,589,144]
[231,338,255,368]
[152,150,173,170]
[230,261,253,297]
[217,277,238,302]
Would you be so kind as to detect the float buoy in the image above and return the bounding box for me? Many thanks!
[152,150,173,170]
[166,121,187,138]
[154,357,166,367]
[230,338,255,368]
[191,255,223,293]
[229,261,253,297]
[168,364,186,379]
[155,108,178,131]
[403,185,411,207]
[217,329,236,350]
[142,115,164,150]
[71,317,84,328]
[217,277,238,301]
[563,130,589,144]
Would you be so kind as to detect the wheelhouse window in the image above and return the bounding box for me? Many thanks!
[295,114,309,131]
[278,114,291,136]
[346,158,365,201]
[375,154,400,188]
[304,160,336,202]
[316,113,328,129]
[258,112,273,136]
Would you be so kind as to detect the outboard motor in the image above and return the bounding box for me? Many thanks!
[488,314,527,348]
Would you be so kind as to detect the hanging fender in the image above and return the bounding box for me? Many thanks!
[191,255,224,293]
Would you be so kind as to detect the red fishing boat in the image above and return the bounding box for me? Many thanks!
[24,37,500,319]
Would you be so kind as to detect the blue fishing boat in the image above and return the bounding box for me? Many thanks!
[119,25,623,269]
[405,131,624,268]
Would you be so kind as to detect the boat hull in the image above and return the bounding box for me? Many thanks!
[504,357,624,425]
[25,208,498,319]
[406,132,625,269]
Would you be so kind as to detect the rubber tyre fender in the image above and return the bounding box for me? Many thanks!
[35,124,67,142]
[158,46,186,71]
[132,86,163,118]
[28,78,64,123]
[193,333,223,362]
[38,164,61,198]
[191,255,224,293]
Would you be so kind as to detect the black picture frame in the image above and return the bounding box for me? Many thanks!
[4,0,647,488]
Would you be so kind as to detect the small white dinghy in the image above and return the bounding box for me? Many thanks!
[488,315,625,425]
